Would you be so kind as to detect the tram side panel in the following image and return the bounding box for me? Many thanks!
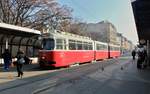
[110,51,120,58]
[94,42,109,60]
[75,50,94,64]
[39,51,54,67]
[59,50,94,66]
[39,50,94,67]
[109,45,120,58]
[95,50,109,60]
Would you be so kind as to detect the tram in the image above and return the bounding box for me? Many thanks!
[38,30,120,68]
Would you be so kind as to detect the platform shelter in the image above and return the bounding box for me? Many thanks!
[0,23,41,64]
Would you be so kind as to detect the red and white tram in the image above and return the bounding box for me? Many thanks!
[109,44,120,58]
[94,41,108,60]
[39,31,120,68]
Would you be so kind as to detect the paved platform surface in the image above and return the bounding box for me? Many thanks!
[0,57,150,94]
[0,58,118,84]
[0,64,57,84]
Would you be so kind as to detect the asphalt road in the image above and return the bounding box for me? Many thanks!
[0,57,150,94]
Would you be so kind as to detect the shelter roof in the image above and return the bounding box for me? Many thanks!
[0,23,41,37]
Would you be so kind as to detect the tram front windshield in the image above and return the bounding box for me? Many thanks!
[42,38,55,50]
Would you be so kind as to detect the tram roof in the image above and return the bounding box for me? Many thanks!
[0,23,41,37]
[42,30,93,42]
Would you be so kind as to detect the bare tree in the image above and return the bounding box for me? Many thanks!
[0,0,72,31]
[62,18,88,36]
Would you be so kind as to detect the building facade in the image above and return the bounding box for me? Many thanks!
[84,21,118,45]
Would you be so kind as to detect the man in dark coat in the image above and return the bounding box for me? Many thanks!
[16,49,25,78]
[2,49,12,71]
[132,50,136,60]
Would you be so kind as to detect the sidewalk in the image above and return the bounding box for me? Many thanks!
[0,64,55,84]
[0,57,128,84]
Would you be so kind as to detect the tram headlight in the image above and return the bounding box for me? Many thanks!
[41,56,46,60]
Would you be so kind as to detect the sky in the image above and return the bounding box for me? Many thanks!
[58,0,138,44]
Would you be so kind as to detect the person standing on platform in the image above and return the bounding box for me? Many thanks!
[16,49,25,78]
[132,49,136,60]
[137,45,147,69]
[2,49,12,71]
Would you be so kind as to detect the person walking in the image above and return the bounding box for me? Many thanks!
[132,49,136,60]
[16,49,25,78]
[137,45,147,69]
[2,49,12,71]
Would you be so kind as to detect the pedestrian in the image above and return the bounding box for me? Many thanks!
[137,45,147,69]
[131,49,136,60]
[2,49,12,71]
[16,49,25,78]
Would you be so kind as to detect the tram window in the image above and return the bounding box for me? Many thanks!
[88,43,93,50]
[56,39,63,50]
[83,42,88,50]
[69,40,76,50]
[77,41,82,50]
[102,45,106,50]
[114,47,116,51]
[117,47,120,51]
[115,47,117,51]
[89,45,93,50]
[43,39,54,50]
[56,45,63,49]
[56,39,67,50]
[100,45,103,50]
[103,45,105,50]
[97,44,103,50]
[56,39,63,44]
[111,47,114,51]
[109,46,112,50]
[69,40,75,43]
[102,45,105,50]
[112,47,114,51]
[69,43,76,50]
[115,47,119,51]
[96,44,99,50]
[104,45,107,50]
[77,44,82,50]
[113,47,115,51]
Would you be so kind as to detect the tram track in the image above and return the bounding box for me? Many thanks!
[33,58,131,94]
